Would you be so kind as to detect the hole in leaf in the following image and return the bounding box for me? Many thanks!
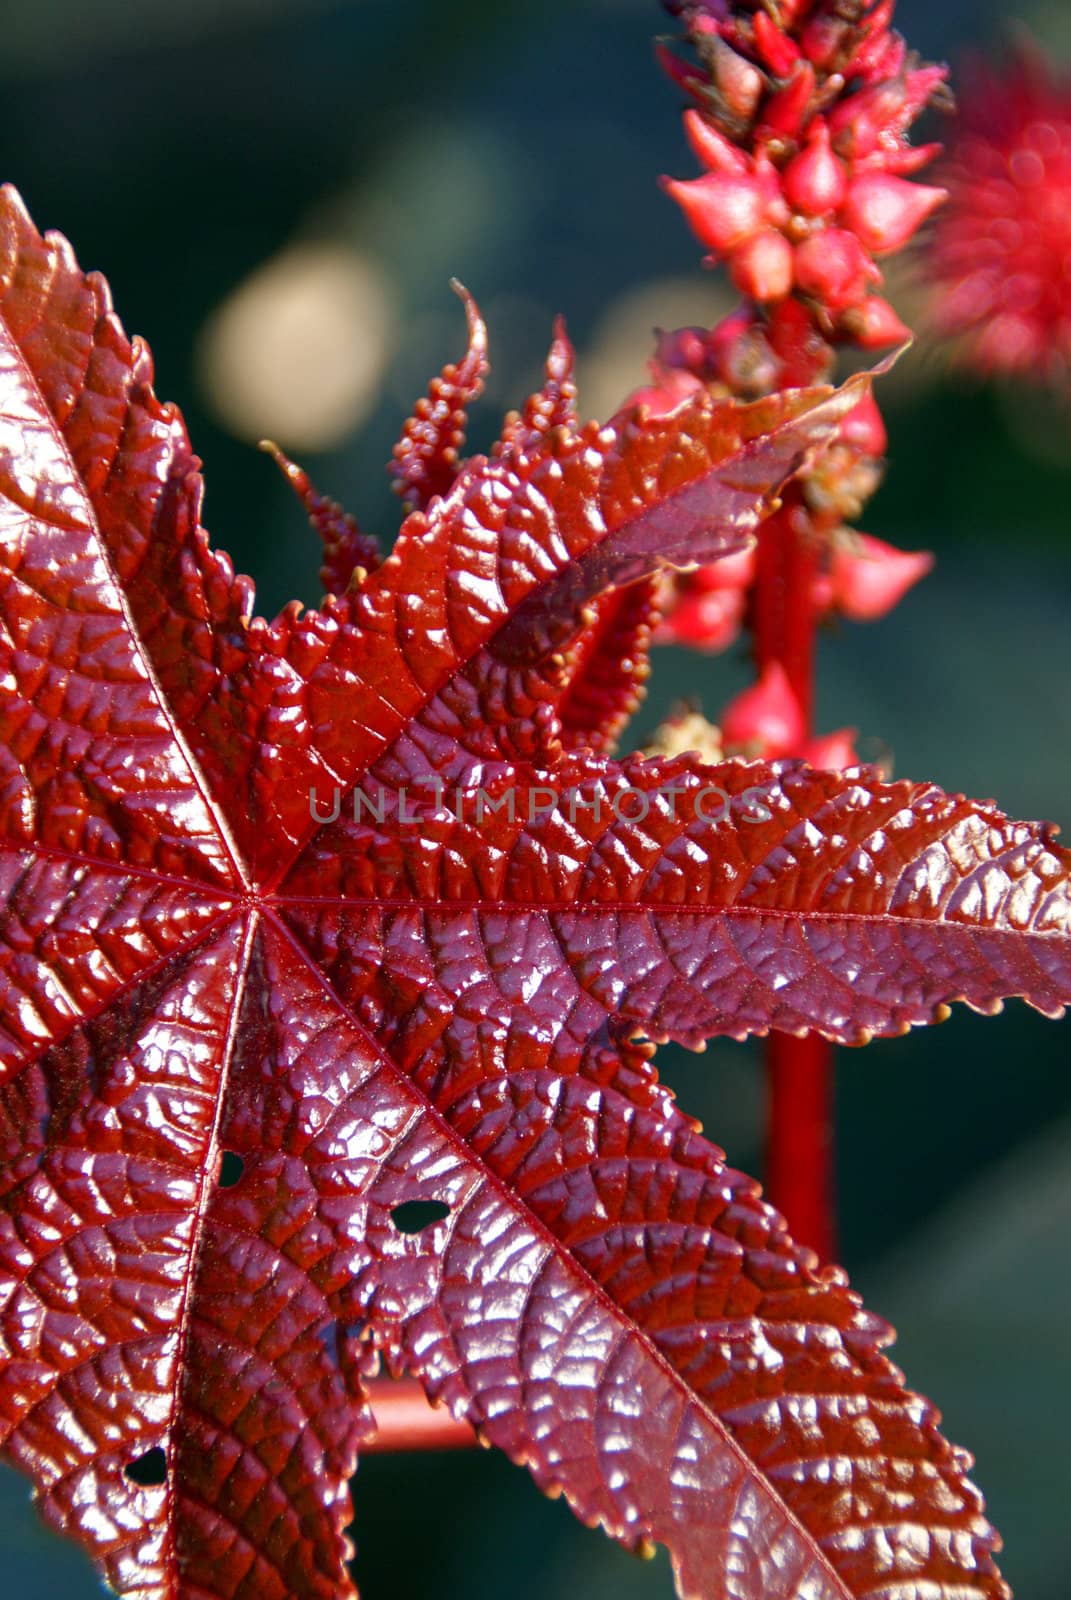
[124,1447,167,1487]
[218,1151,245,1187]
[390,1199,450,1235]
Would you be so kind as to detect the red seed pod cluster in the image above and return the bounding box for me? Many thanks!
[660,1,947,344]
[648,0,943,655]
[929,46,1071,380]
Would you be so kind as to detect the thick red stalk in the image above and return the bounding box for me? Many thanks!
[752,491,816,729]
[363,1379,477,1453]
[753,490,836,1261]
[764,1031,837,1264]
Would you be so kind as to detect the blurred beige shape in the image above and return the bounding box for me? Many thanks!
[579,274,738,421]
[197,241,396,451]
[646,707,725,766]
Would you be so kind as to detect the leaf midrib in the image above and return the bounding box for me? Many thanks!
[263,907,858,1600]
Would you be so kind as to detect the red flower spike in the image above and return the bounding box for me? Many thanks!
[842,173,947,257]
[390,281,489,513]
[662,170,766,254]
[840,294,912,349]
[656,2,954,1328]
[260,441,380,598]
[783,121,848,217]
[720,660,807,756]
[731,227,795,301]
[795,227,881,310]
[830,530,934,621]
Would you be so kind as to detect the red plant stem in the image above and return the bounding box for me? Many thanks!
[764,1031,836,1263]
[753,490,837,1262]
[753,492,816,729]
[363,1378,477,1453]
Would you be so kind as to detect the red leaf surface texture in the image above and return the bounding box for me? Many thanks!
[1,185,1068,1600]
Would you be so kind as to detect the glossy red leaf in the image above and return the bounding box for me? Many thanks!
[493,326,661,758]
[2,184,1068,1600]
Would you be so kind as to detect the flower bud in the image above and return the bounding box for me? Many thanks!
[903,64,949,124]
[829,82,905,159]
[753,10,801,79]
[783,122,847,216]
[877,141,944,178]
[623,368,704,418]
[716,323,781,395]
[853,25,903,84]
[662,172,766,255]
[801,14,849,72]
[811,568,836,618]
[801,728,860,771]
[840,295,912,349]
[766,297,833,386]
[842,174,946,256]
[689,546,757,594]
[658,584,745,653]
[654,325,710,374]
[655,42,705,101]
[830,532,933,621]
[837,392,887,458]
[709,37,765,124]
[794,228,880,310]
[731,228,795,302]
[682,109,749,176]
[760,63,817,139]
[721,662,806,757]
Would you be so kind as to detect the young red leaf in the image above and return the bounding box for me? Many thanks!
[262,441,380,599]
[389,282,489,513]
[554,578,661,755]
[2,184,1068,1600]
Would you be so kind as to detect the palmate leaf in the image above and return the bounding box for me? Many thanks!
[0,185,1067,1600]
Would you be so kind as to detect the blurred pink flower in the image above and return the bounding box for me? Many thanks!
[930,48,1071,380]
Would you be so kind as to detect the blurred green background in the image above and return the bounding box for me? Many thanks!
[1,0,1069,1595]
